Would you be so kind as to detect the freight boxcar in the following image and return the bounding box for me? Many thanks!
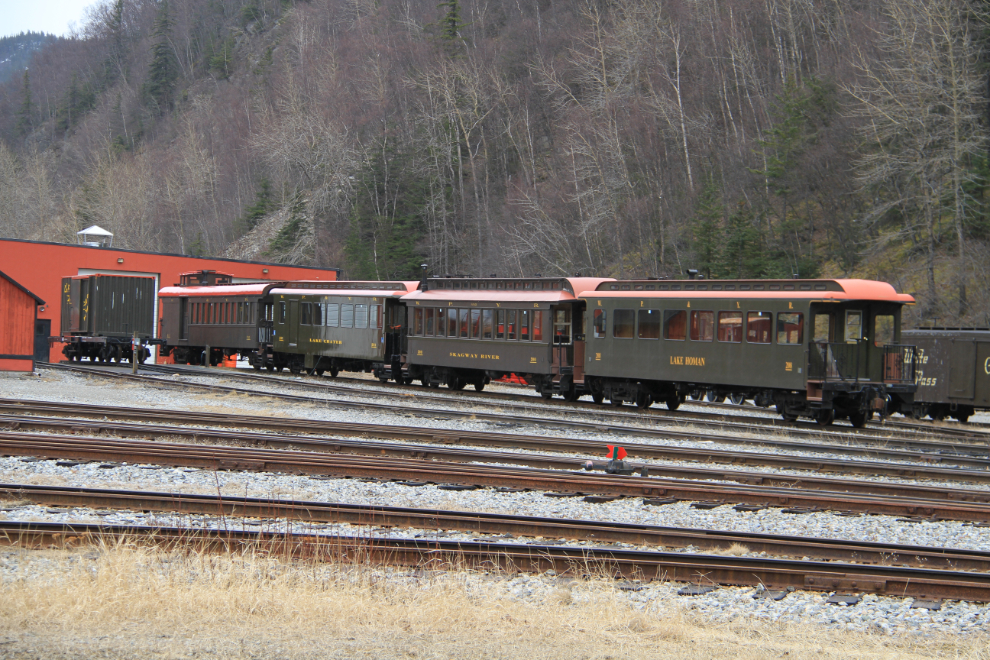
[55,274,156,363]
[158,271,284,367]
[270,281,419,376]
[901,328,990,422]
[581,279,917,426]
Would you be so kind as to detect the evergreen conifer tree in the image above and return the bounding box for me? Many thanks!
[16,70,33,136]
[144,0,179,113]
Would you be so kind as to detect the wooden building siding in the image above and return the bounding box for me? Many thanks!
[0,274,40,371]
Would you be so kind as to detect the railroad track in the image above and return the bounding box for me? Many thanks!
[2,518,988,602]
[3,409,990,487]
[3,397,988,472]
[4,483,989,572]
[4,431,990,521]
[140,362,990,442]
[34,365,990,458]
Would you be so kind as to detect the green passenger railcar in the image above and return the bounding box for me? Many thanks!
[270,281,418,377]
[401,277,609,394]
[582,279,917,426]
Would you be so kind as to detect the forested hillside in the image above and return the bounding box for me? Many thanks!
[0,0,988,325]
[0,32,63,84]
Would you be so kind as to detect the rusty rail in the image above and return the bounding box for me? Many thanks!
[2,519,989,602]
[2,411,990,487]
[3,431,990,521]
[4,483,990,571]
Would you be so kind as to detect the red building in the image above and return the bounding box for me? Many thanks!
[0,269,45,371]
[0,237,339,363]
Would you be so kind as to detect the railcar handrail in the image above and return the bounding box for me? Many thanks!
[883,344,916,384]
[807,342,860,383]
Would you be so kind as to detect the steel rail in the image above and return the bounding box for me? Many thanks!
[119,362,990,443]
[4,411,990,487]
[2,397,988,470]
[1,520,988,601]
[3,431,990,520]
[4,483,990,571]
[22,367,990,461]
[45,363,989,452]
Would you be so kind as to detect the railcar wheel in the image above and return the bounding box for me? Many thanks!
[329,366,340,378]
[815,409,835,426]
[592,393,604,404]
[306,368,318,377]
[705,391,725,403]
[541,391,553,400]
[849,411,870,428]
[265,364,274,372]
[665,395,681,411]
[474,381,486,392]
[955,412,971,423]
[635,392,652,409]
[253,364,262,371]
[610,398,624,407]
[315,368,325,376]
[449,377,466,391]
[729,394,745,406]
[564,389,580,402]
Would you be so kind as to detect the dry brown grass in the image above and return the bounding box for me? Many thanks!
[713,542,751,557]
[0,544,987,660]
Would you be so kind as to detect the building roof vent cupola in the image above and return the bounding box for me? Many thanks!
[76,225,113,248]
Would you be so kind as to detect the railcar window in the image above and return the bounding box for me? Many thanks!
[844,311,863,342]
[776,313,804,344]
[746,311,772,343]
[314,303,323,326]
[638,309,660,339]
[470,309,481,338]
[813,314,830,342]
[355,304,369,329]
[413,308,423,335]
[613,309,634,339]
[341,304,354,328]
[593,309,607,338]
[663,310,687,340]
[496,310,505,339]
[448,309,459,337]
[326,303,339,327]
[301,303,312,325]
[507,310,517,340]
[236,303,242,324]
[520,310,530,340]
[690,311,714,341]
[424,308,434,336]
[459,309,469,338]
[533,310,545,342]
[717,312,743,342]
[874,315,894,347]
[483,309,493,339]
[278,302,285,324]
[436,308,446,336]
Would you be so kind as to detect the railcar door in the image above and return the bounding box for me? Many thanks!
[179,298,188,340]
[286,300,299,349]
[384,301,404,362]
[550,305,574,376]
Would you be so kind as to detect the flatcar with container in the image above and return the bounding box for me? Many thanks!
[158,271,284,367]
[901,328,990,422]
[54,273,157,363]
[581,278,917,426]
[269,281,418,376]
